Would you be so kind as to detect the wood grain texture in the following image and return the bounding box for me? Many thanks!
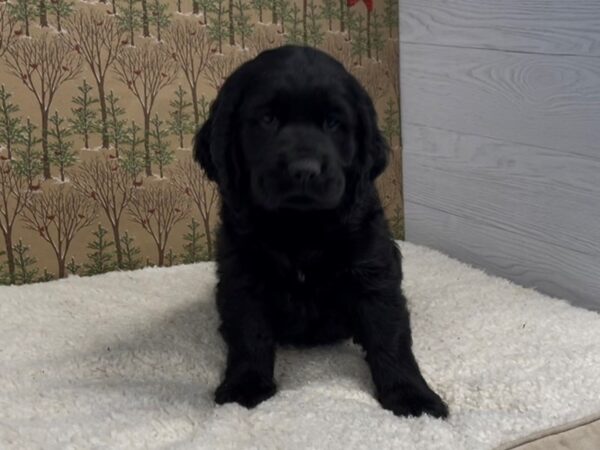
[400,43,600,158]
[402,122,600,309]
[403,124,600,256]
[400,0,600,57]
[404,200,600,312]
[399,2,600,309]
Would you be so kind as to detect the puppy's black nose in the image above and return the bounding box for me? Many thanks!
[289,159,321,182]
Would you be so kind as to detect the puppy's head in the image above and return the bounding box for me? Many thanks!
[194,46,388,212]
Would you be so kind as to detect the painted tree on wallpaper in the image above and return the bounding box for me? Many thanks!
[121,121,145,184]
[0,85,25,160]
[127,182,190,266]
[181,218,207,263]
[0,3,17,56]
[113,41,178,177]
[204,52,248,91]
[384,41,400,126]
[13,119,42,189]
[20,185,97,278]
[4,33,81,179]
[83,224,116,276]
[38,0,49,28]
[150,114,174,178]
[106,91,127,158]
[170,156,219,260]
[148,0,170,42]
[69,80,99,150]
[194,0,212,25]
[71,157,136,269]
[277,0,290,34]
[120,231,142,270]
[168,85,195,149]
[284,4,302,44]
[65,8,125,150]
[48,111,76,182]
[7,0,35,37]
[0,161,31,284]
[12,239,42,283]
[0,0,400,285]
[234,0,253,50]
[165,20,213,128]
[378,97,402,238]
[305,0,324,47]
[140,0,150,37]
[208,0,228,54]
[370,10,383,61]
[118,0,142,46]
[48,0,74,33]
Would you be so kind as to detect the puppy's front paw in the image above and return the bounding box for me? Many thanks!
[378,383,449,419]
[215,371,277,408]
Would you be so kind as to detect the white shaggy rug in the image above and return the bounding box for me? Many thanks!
[1,242,599,450]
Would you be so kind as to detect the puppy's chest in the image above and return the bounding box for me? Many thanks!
[263,246,345,297]
[286,250,332,288]
[278,252,346,314]
[266,251,352,343]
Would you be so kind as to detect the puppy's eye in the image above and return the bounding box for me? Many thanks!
[324,115,340,131]
[261,113,277,127]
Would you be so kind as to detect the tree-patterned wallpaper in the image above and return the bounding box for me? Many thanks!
[0,0,401,285]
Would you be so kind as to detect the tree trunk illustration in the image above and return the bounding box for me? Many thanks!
[48,111,75,182]
[166,21,212,127]
[71,158,136,270]
[41,109,50,179]
[4,232,15,284]
[5,34,81,180]
[113,41,178,178]
[127,183,189,266]
[142,0,149,37]
[203,4,208,24]
[111,223,124,268]
[39,1,48,27]
[303,0,307,44]
[0,85,22,160]
[98,81,109,149]
[229,0,235,45]
[143,111,151,176]
[21,185,97,279]
[367,9,371,59]
[205,52,246,91]
[170,156,219,259]
[0,162,31,284]
[191,88,200,128]
[66,9,125,148]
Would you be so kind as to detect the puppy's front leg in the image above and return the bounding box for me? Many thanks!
[352,287,449,418]
[214,283,277,408]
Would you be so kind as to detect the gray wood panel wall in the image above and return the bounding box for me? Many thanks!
[399,0,600,310]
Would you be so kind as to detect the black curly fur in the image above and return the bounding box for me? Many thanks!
[193,46,448,418]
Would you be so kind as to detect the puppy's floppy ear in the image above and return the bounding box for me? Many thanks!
[193,106,219,182]
[354,81,390,180]
[193,66,248,205]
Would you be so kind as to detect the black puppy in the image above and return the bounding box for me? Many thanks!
[194,45,448,418]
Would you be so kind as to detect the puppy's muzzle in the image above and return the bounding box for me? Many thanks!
[288,158,322,184]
